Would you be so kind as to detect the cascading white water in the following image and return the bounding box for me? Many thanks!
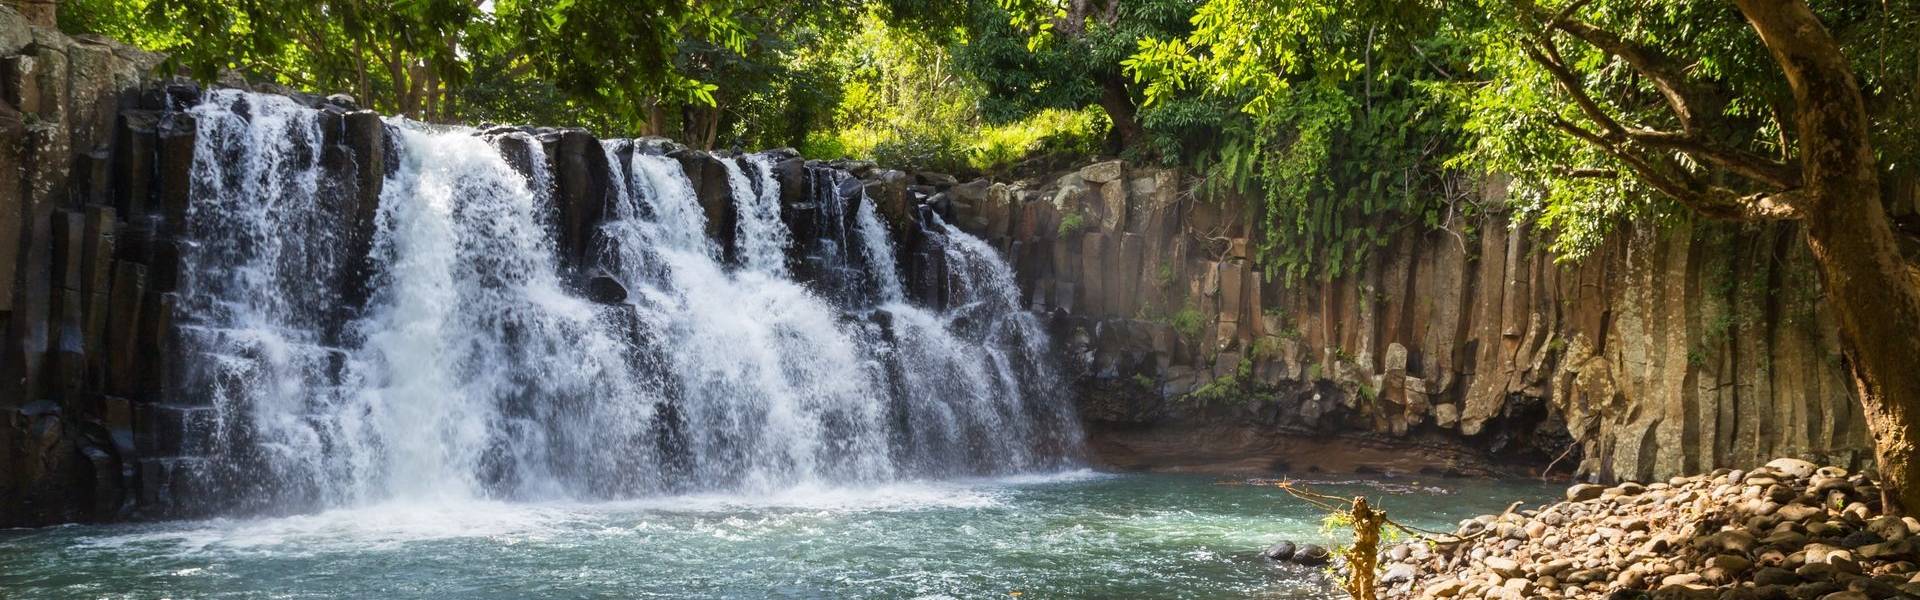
[725,154,791,275]
[855,196,907,305]
[175,90,349,506]
[173,91,1077,510]
[346,125,667,501]
[612,153,896,491]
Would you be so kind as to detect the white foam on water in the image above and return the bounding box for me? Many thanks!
[970,468,1109,486]
[74,499,586,556]
[598,480,1006,513]
[68,475,1060,559]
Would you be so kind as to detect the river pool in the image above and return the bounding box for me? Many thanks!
[0,472,1557,599]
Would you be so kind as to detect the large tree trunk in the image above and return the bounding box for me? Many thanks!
[1097,75,1143,154]
[644,99,668,138]
[682,104,722,150]
[1739,0,1920,512]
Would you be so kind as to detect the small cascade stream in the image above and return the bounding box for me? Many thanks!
[164,90,1080,511]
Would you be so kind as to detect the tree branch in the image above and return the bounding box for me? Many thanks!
[1522,41,1625,137]
[1515,1,1811,223]
[1624,127,1801,188]
[1696,187,1806,220]
[1548,116,1803,221]
[1517,0,1720,130]
[1554,167,1617,179]
[1548,116,1692,198]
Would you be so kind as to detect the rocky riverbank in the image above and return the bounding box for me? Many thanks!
[1372,458,1920,599]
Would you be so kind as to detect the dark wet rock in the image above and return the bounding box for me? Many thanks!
[914,171,957,189]
[585,271,627,304]
[324,93,357,110]
[1292,544,1330,566]
[1754,567,1802,586]
[1261,540,1296,561]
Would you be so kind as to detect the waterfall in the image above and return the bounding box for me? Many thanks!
[170,91,1078,512]
[174,90,349,508]
[855,194,906,305]
[726,154,791,275]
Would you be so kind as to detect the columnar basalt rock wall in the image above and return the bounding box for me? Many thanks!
[0,6,172,525]
[941,159,1871,482]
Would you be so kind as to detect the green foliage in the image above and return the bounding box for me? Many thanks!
[60,0,178,49]
[75,0,1920,287]
[1250,336,1285,362]
[1121,0,1919,282]
[953,0,1226,166]
[1331,346,1355,364]
[958,0,1190,120]
[798,8,1115,173]
[1132,91,1243,166]
[1166,305,1207,343]
[969,108,1107,171]
[1155,263,1177,288]
[1056,212,1088,238]
[797,10,981,170]
[1187,358,1252,403]
[497,0,748,112]
[103,0,490,119]
[1452,1,1919,260]
[1126,0,1472,284]
[870,134,974,173]
[63,0,760,130]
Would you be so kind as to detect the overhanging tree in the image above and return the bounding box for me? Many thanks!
[1483,0,1920,509]
[1128,0,1920,507]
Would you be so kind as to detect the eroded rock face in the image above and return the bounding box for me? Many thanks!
[0,7,166,526]
[942,162,1869,481]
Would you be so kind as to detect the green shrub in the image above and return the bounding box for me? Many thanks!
[870,132,971,173]
[968,108,1108,172]
[1250,336,1286,361]
[1056,212,1089,237]
[799,131,852,161]
[1155,263,1177,288]
[1167,306,1207,342]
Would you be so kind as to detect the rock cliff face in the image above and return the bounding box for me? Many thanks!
[938,160,1871,482]
[0,5,1874,525]
[0,6,171,525]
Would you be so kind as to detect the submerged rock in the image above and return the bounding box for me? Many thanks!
[1292,544,1330,566]
[1262,540,1297,561]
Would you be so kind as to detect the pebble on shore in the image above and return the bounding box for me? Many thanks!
[1371,458,1920,600]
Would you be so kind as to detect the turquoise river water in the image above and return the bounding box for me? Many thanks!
[0,472,1556,599]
